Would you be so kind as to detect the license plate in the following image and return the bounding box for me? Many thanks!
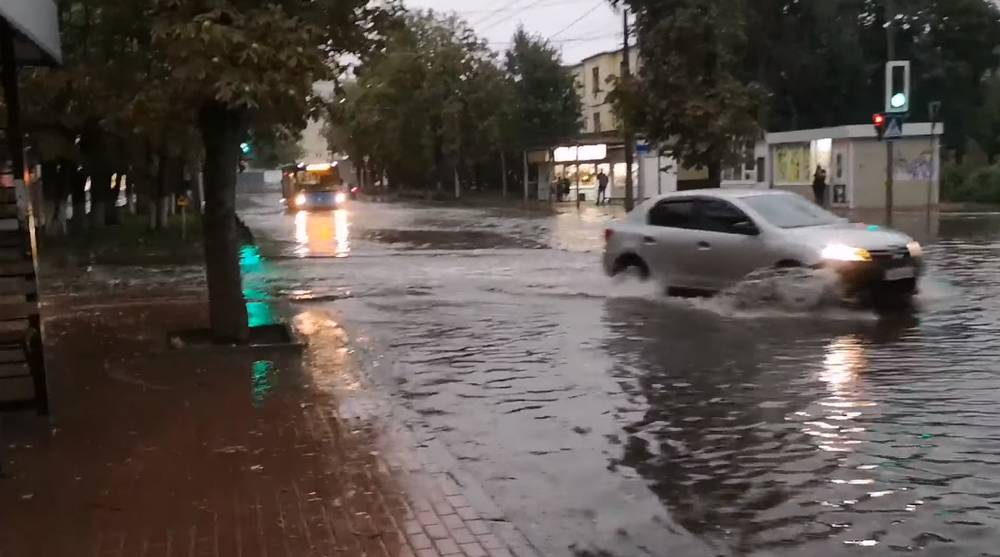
[884,267,915,281]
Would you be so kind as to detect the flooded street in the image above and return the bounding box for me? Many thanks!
[239,189,1000,556]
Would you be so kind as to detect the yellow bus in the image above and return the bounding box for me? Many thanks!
[281,162,348,211]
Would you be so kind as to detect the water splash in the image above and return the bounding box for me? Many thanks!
[711,267,846,313]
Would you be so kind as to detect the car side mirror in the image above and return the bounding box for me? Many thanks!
[732,220,759,235]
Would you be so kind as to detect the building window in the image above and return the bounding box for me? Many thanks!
[756,157,765,182]
[593,112,602,133]
[592,67,600,95]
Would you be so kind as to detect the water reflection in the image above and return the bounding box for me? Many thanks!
[811,335,871,454]
[239,243,278,327]
[294,210,351,257]
[251,360,278,406]
[601,298,936,553]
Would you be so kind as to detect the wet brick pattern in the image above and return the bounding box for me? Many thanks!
[0,296,530,557]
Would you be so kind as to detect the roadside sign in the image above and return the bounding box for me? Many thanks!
[884,117,903,140]
[177,196,190,208]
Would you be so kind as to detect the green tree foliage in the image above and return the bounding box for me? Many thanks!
[972,72,1000,164]
[744,0,874,131]
[21,0,391,340]
[332,12,528,192]
[147,0,387,341]
[22,0,156,227]
[504,28,582,151]
[619,0,1000,183]
[330,16,581,193]
[743,0,1000,159]
[617,0,764,186]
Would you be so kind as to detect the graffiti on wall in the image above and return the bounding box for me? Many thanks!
[894,149,937,182]
[774,144,812,184]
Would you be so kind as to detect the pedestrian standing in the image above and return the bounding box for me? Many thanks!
[812,165,828,207]
[596,170,609,206]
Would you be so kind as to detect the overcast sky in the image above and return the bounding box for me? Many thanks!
[403,0,622,65]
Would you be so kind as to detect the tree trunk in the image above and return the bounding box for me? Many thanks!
[106,173,122,225]
[70,167,87,233]
[40,161,58,234]
[500,152,508,198]
[155,154,172,230]
[89,170,111,229]
[53,159,73,235]
[81,124,112,230]
[707,161,722,188]
[199,101,249,343]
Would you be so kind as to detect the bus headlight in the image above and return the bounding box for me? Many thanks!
[334,192,347,204]
[294,193,307,207]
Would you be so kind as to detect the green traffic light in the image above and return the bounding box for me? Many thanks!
[890,93,907,109]
[240,142,252,155]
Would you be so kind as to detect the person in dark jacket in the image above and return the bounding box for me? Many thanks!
[812,165,828,207]
[596,170,609,205]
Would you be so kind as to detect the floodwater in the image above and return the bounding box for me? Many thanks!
[239,189,1000,557]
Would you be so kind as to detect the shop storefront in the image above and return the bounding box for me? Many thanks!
[551,143,637,202]
[765,124,942,210]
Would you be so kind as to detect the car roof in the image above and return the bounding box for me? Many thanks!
[646,188,791,203]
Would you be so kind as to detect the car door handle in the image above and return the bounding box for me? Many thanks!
[697,241,711,250]
[643,236,656,245]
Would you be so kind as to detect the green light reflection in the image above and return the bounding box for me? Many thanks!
[251,360,277,406]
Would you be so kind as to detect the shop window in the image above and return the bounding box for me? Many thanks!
[593,112,602,133]
[592,67,600,95]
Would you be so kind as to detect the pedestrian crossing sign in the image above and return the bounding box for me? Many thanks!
[884,117,903,140]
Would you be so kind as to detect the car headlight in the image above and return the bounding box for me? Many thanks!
[821,244,872,262]
[334,192,347,204]
[294,193,307,207]
[907,241,923,258]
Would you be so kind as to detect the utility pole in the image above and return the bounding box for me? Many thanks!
[522,150,529,202]
[500,152,508,198]
[927,101,941,231]
[885,0,896,226]
[622,8,635,212]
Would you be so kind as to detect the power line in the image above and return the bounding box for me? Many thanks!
[454,0,591,14]
[478,0,554,31]
[548,1,606,39]
[487,32,620,46]
[472,0,538,27]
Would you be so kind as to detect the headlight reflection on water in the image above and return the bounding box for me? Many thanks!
[294,210,351,258]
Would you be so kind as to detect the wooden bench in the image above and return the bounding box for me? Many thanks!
[0,192,47,415]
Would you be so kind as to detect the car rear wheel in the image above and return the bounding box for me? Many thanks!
[612,254,650,280]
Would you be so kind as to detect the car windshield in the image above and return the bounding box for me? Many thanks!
[743,194,843,229]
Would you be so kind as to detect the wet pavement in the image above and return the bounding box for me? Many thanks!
[237,189,1000,557]
[0,293,534,557]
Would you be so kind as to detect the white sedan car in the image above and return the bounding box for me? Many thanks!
[603,189,924,301]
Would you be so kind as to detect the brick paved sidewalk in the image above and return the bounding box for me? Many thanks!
[0,295,537,557]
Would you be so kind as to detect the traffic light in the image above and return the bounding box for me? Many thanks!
[873,113,886,140]
[885,61,910,114]
[240,142,253,156]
